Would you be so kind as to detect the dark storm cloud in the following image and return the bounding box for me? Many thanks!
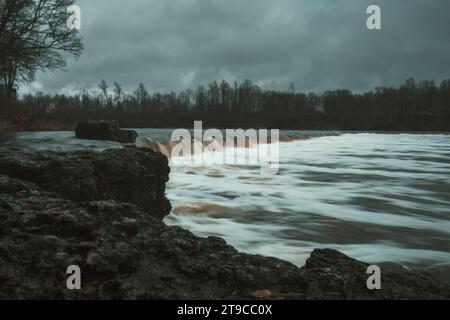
[21,0,450,95]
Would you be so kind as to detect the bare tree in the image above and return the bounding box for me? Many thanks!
[134,83,149,106]
[98,80,109,107]
[0,0,83,97]
[113,82,123,105]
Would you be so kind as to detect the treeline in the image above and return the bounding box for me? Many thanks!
[21,78,450,131]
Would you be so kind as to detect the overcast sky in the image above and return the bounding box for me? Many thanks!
[20,0,450,95]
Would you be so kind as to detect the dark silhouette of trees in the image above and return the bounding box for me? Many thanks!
[21,78,450,131]
[113,82,123,107]
[98,80,109,108]
[0,0,83,98]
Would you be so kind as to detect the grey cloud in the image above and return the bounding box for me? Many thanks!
[21,0,450,95]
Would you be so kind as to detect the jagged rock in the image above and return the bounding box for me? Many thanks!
[0,147,171,219]
[75,121,138,144]
[300,249,450,299]
[0,174,307,299]
[0,148,449,300]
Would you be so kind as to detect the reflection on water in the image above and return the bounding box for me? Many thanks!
[1,130,450,274]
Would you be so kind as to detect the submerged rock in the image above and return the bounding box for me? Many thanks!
[75,121,138,144]
[0,147,448,300]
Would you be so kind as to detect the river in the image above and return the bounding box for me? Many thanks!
[1,130,449,276]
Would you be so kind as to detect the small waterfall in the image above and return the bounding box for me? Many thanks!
[142,134,312,160]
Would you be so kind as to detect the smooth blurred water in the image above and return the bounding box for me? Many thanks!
[165,133,450,271]
[1,130,450,274]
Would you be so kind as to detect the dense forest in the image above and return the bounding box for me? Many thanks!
[21,78,450,131]
[1,2,449,132]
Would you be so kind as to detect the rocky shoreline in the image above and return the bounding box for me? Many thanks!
[0,146,449,299]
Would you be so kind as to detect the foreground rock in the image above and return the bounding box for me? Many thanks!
[0,174,306,299]
[0,147,171,219]
[300,249,450,299]
[0,147,449,300]
[75,121,138,144]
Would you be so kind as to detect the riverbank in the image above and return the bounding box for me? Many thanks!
[0,146,449,299]
[0,99,76,133]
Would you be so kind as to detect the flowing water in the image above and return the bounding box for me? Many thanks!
[1,130,450,275]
